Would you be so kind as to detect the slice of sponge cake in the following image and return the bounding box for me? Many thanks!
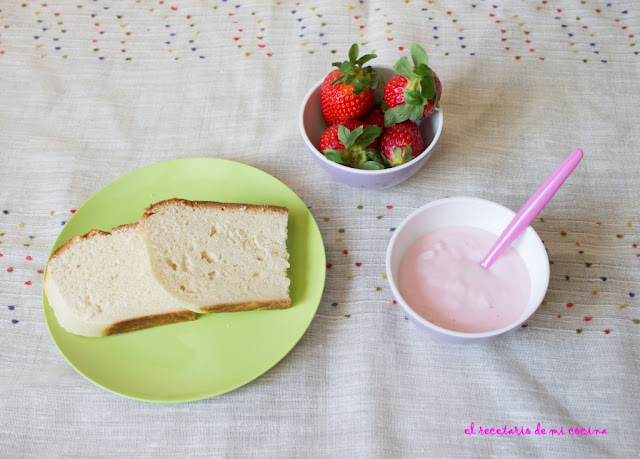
[138,199,291,313]
[44,224,196,337]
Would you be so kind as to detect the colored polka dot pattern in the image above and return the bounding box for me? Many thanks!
[1,208,78,325]
[524,215,640,334]
[0,1,636,61]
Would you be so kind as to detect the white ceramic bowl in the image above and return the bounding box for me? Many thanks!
[299,66,443,189]
[386,197,550,344]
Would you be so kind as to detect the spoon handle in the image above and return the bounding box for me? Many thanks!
[480,149,583,269]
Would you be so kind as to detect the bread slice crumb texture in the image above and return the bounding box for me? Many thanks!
[44,224,195,337]
[139,199,291,312]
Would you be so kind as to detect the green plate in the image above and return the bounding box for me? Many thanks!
[42,158,326,402]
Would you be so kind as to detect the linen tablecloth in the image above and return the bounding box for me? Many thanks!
[1,1,638,457]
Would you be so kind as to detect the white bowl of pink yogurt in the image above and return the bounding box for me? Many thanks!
[386,197,549,344]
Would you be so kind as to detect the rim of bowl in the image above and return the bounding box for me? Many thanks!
[385,196,550,340]
[298,71,444,176]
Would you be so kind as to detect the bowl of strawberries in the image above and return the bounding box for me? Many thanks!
[299,43,443,189]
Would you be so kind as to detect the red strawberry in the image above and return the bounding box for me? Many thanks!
[362,105,385,130]
[320,120,373,149]
[321,44,381,126]
[319,120,384,169]
[383,43,441,127]
[380,121,425,167]
[385,73,441,120]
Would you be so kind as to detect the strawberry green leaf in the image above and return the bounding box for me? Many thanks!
[356,53,377,66]
[344,73,356,87]
[413,64,433,78]
[341,62,354,75]
[420,76,436,100]
[404,90,426,107]
[359,161,386,170]
[353,79,366,93]
[330,73,347,86]
[404,145,413,159]
[410,43,429,68]
[346,125,364,148]
[337,125,351,147]
[408,104,424,122]
[393,57,414,80]
[330,76,343,85]
[384,104,413,127]
[369,72,382,90]
[355,126,382,147]
[324,151,345,164]
[393,147,404,164]
[366,148,384,164]
[338,125,363,149]
[348,43,359,63]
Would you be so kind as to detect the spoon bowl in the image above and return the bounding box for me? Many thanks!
[386,197,550,344]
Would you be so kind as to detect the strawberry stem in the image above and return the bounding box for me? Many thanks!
[322,124,384,169]
[330,44,381,95]
[384,43,438,127]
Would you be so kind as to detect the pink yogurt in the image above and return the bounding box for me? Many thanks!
[397,226,531,333]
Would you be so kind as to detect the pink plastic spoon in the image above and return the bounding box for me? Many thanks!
[480,149,583,269]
